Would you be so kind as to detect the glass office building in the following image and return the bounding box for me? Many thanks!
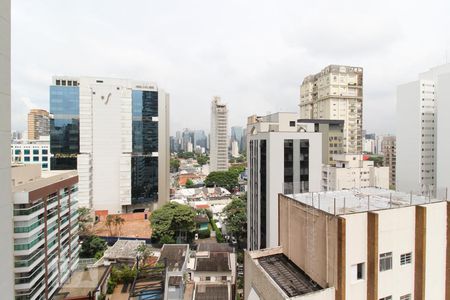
[49,84,80,170]
[131,90,159,204]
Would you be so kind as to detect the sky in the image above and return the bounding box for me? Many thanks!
[11,0,450,135]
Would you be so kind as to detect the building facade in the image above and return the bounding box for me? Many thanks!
[297,119,344,165]
[11,138,51,170]
[322,154,389,191]
[381,136,396,189]
[27,109,50,140]
[397,64,450,196]
[246,113,322,250]
[231,126,244,152]
[300,65,363,153]
[12,164,80,299]
[50,76,170,213]
[246,189,450,300]
[0,0,14,297]
[210,97,229,172]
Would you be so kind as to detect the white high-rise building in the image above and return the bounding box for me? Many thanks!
[300,65,363,153]
[0,0,14,297]
[246,113,322,250]
[231,140,239,158]
[210,97,229,172]
[50,76,170,213]
[397,64,450,196]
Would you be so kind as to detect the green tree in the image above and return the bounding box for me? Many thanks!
[105,215,115,236]
[114,215,125,237]
[204,171,238,191]
[150,202,196,243]
[368,155,384,167]
[196,154,209,166]
[223,195,247,244]
[185,179,194,188]
[177,151,195,159]
[80,235,107,258]
[137,244,153,267]
[170,158,180,172]
[78,207,93,236]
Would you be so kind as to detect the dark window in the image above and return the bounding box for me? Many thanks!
[289,121,295,127]
[42,149,48,155]
[33,157,39,162]
[33,149,39,155]
[42,163,48,169]
[24,149,30,155]
[42,156,48,162]
[24,157,30,162]
[380,252,392,272]
[357,263,364,280]
[400,252,412,265]
[260,140,267,249]
[14,149,21,155]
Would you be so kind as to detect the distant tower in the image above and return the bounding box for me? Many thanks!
[27,108,50,140]
[210,97,229,171]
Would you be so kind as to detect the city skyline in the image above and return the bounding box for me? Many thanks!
[10,0,450,135]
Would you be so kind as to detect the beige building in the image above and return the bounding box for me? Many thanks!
[300,65,363,154]
[322,154,389,191]
[381,136,396,189]
[245,188,450,300]
[210,97,229,171]
[27,108,50,140]
[12,164,80,299]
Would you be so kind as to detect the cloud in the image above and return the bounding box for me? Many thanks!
[10,0,450,136]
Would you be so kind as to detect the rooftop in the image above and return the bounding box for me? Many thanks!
[55,266,110,299]
[158,244,189,272]
[258,254,322,298]
[197,243,234,253]
[285,187,444,215]
[195,252,230,272]
[103,240,145,261]
[194,283,230,300]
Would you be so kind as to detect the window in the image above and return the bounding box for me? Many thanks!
[400,252,412,265]
[33,156,39,162]
[352,262,365,281]
[42,163,48,169]
[400,294,411,300]
[14,149,21,155]
[379,296,392,300]
[42,149,48,154]
[24,157,30,162]
[205,276,211,281]
[24,149,30,155]
[222,276,227,281]
[289,121,296,127]
[379,252,392,272]
[42,156,48,162]
[33,149,39,155]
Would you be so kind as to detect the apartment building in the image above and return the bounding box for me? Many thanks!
[322,154,389,191]
[0,0,14,297]
[27,109,50,140]
[300,65,363,153]
[11,138,51,170]
[397,64,450,196]
[50,76,170,213]
[12,164,80,300]
[381,136,396,189]
[246,112,322,250]
[210,97,229,171]
[245,188,450,300]
[297,119,344,165]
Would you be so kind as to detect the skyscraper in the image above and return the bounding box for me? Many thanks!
[50,76,170,213]
[397,64,450,196]
[210,97,228,171]
[27,108,50,140]
[381,136,396,189]
[0,0,14,297]
[300,65,363,153]
[231,126,243,151]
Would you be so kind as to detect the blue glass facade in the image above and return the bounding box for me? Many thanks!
[49,86,80,170]
[131,90,159,204]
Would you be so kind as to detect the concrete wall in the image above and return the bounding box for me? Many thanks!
[0,0,13,297]
[436,73,450,194]
[279,195,339,289]
[157,90,170,207]
[396,81,422,193]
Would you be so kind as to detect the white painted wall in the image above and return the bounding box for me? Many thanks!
[343,213,367,299]
[376,206,415,299]
[423,202,446,300]
[0,0,14,297]
[436,73,450,195]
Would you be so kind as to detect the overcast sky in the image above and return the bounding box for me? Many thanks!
[11,0,450,135]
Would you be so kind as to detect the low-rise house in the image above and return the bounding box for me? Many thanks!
[159,244,190,300]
